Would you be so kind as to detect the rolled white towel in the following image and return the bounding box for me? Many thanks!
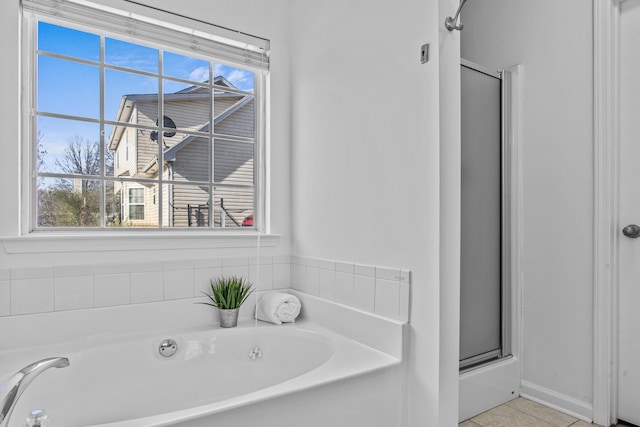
[256,292,301,325]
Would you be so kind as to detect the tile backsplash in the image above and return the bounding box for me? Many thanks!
[291,256,411,322]
[1,255,411,323]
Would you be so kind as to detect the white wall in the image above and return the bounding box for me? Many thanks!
[289,0,460,425]
[0,0,293,268]
[462,0,594,415]
[0,0,466,424]
[439,0,462,424]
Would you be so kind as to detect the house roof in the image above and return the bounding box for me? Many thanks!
[108,75,246,150]
[175,75,235,93]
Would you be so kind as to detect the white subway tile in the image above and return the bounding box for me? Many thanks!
[54,275,94,311]
[335,272,355,306]
[319,259,336,271]
[250,263,273,291]
[129,262,163,273]
[249,256,273,266]
[222,257,249,267]
[376,266,402,282]
[354,264,375,277]
[94,273,130,307]
[318,268,336,300]
[194,267,223,297]
[335,262,355,274]
[11,266,54,280]
[164,269,194,300]
[94,264,129,275]
[305,265,320,296]
[353,275,375,312]
[305,257,320,268]
[11,278,54,315]
[400,270,412,284]
[163,260,194,271]
[291,264,306,291]
[272,255,291,264]
[222,265,249,280]
[0,281,10,316]
[399,282,411,322]
[130,271,164,304]
[272,263,291,289]
[193,258,223,269]
[374,278,400,319]
[54,265,94,278]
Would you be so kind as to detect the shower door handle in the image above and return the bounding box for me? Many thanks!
[622,224,640,238]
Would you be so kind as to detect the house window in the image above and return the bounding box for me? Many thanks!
[24,0,269,231]
[128,188,145,221]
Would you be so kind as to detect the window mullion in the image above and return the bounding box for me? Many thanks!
[29,15,38,233]
[99,34,106,228]
[157,49,164,229]
[209,60,214,229]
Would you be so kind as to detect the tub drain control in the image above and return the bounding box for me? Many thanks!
[159,339,178,357]
[25,409,48,427]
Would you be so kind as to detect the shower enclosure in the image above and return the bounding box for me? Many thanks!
[459,59,512,371]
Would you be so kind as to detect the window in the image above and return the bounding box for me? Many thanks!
[24,0,269,231]
[128,188,145,221]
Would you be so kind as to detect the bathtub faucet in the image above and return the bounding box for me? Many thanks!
[0,357,70,427]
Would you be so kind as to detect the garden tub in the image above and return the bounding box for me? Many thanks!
[1,320,401,427]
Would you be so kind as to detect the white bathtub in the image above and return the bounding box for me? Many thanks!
[2,319,401,427]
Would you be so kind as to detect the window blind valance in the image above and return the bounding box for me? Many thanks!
[21,0,270,70]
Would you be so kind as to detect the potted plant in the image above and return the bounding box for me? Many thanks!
[199,276,253,328]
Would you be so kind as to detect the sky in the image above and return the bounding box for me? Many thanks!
[37,21,255,175]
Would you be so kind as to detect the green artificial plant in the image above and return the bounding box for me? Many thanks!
[199,276,253,310]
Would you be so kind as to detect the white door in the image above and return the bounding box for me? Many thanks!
[618,1,640,424]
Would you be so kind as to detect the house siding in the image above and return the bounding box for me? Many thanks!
[214,139,254,185]
[214,186,254,227]
[109,84,255,229]
[170,184,210,228]
[172,137,210,183]
[214,100,255,138]
[113,115,139,178]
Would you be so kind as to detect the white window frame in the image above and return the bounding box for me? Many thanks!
[20,0,270,235]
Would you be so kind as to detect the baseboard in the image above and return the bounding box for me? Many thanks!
[520,380,593,422]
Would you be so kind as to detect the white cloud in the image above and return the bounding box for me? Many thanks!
[188,66,209,83]
[226,69,251,84]
[212,64,254,90]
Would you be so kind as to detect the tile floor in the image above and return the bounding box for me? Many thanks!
[459,397,636,427]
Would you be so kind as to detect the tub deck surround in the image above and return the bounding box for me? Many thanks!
[290,290,405,359]
[0,295,406,427]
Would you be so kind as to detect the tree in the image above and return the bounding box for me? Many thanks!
[37,136,116,227]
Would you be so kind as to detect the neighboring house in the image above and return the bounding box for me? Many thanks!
[108,76,255,228]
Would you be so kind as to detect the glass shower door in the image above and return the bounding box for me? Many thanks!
[459,60,508,370]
